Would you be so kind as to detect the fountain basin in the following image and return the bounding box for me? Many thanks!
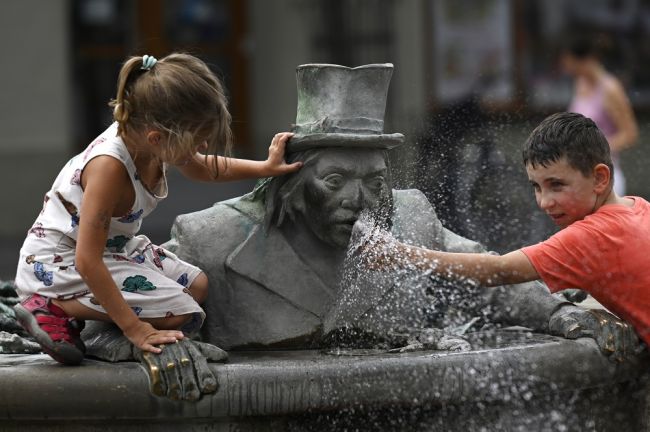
[0,330,647,431]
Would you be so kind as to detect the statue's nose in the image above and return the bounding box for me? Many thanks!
[341,181,364,210]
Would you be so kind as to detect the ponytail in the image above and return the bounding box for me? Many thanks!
[108,56,146,136]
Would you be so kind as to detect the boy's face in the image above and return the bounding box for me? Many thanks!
[526,157,598,228]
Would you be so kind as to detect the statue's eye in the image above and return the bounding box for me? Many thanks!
[366,176,385,191]
[323,174,344,189]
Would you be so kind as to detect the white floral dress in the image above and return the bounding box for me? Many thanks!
[15,123,205,334]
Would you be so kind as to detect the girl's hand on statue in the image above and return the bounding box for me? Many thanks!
[263,132,303,176]
[124,321,185,354]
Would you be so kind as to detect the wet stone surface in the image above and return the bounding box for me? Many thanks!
[0,333,648,431]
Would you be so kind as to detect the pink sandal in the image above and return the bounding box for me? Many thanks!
[14,294,85,365]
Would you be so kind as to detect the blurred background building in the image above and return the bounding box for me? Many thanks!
[2,0,650,278]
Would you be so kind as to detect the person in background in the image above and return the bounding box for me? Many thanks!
[561,35,638,195]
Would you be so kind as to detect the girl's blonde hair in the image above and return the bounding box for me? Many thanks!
[109,53,233,177]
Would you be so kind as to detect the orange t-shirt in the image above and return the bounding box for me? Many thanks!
[521,197,650,345]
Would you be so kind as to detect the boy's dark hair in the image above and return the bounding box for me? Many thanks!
[523,112,613,177]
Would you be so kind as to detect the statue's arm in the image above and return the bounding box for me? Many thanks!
[85,208,232,401]
[487,281,641,361]
[484,280,569,332]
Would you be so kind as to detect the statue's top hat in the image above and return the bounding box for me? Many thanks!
[287,63,404,152]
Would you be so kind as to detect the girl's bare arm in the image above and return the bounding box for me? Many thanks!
[177,132,302,182]
[76,156,183,353]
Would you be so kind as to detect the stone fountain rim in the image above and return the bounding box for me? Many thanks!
[0,331,647,422]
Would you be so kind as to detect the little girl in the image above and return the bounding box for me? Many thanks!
[13,53,301,365]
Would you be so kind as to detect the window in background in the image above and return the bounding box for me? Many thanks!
[71,0,250,155]
[431,0,514,105]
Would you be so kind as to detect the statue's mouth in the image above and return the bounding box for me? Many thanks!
[338,224,354,234]
[335,214,358,223]
[335,217,357,229]
[333,219,357,238]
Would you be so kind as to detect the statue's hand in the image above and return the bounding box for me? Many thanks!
[83,322,229,401]
[557,289,588,303]
[132,338,228,401]
[548,305,640,362]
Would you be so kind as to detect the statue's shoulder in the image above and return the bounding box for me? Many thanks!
[392,189,438,216]
[174,193,263,231]
[166,193,264,258]
[390,189,444,248]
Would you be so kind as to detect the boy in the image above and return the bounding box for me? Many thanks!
[360,112,649,351]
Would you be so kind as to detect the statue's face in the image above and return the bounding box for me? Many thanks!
[300,148,389,248]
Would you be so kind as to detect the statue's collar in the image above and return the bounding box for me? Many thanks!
[225,223,336,318]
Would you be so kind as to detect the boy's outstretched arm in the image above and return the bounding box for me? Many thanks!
[359,220,540,287]
[398,246,540,287]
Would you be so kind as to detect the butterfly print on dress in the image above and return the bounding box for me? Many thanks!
[118,209,144,223]
[55,192,80,227]
[33,262,54,286]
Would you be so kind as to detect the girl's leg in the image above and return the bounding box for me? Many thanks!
[51,271,209,331]
[187,272,209,304]
[53,298,194,330]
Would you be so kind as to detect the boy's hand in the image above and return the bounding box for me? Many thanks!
[350,212,434,272]
[349,212,404,271]
[124,321,184,354]
[263,132,303,176]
